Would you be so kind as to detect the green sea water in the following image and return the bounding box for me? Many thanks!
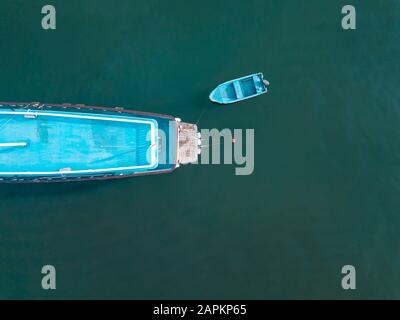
[0,0,399,299]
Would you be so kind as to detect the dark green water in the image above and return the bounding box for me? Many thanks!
[0,0,399,299]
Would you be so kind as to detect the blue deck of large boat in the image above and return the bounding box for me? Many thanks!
[0,110,159,176]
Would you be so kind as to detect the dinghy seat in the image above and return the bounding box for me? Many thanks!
[233,81,244,99]
[253,75,263,93]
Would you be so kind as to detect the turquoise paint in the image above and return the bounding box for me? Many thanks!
[209,73,268,104]
[0,107,176,180]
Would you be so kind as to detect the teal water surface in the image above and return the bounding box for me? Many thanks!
[0,0,400,299]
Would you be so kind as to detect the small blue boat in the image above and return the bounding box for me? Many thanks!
[0,102,201,183]
[209,73,269,104]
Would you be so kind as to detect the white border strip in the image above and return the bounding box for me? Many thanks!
[0,110,158,175]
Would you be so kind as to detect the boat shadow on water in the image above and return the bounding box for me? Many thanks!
[0,177,131,199]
